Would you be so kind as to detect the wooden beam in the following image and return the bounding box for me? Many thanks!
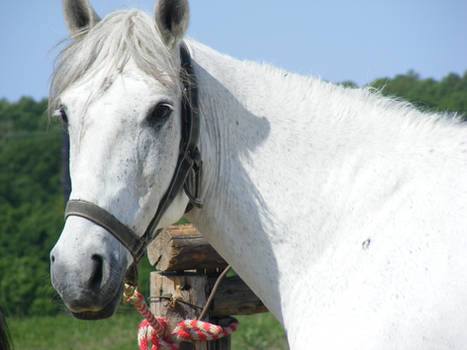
[211,276,268,316]
[147,225,228,272]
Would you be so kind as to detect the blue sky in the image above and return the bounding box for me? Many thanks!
[1,0,466,102]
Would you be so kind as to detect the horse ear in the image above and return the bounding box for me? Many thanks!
[62,0,100,34]
[154,0,190,49]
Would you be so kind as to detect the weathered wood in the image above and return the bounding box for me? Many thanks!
[150,272,231,350]
[147,225,228,272]
[211,276,268,317]
[147,224,265,350]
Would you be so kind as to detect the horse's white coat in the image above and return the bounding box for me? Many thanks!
[50,3,467,349]
[185,41,467,349]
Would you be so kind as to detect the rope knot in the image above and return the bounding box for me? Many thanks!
[137,318,239,350]
[126,264,237,350]
[124,283,238,350]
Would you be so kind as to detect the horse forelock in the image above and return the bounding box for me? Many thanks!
[49,9,180,116]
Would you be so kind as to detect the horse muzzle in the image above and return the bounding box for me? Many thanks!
[50,219,128,319]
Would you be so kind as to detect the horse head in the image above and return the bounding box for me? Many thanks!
[50,0,191,320]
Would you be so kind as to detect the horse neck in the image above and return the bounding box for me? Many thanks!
[183,40,467,329]
[185,40,324,322]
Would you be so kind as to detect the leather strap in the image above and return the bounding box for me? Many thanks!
[65,200,145,262]
[139,42,201,245]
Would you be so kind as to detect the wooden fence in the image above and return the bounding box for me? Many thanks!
[147,224,267,350]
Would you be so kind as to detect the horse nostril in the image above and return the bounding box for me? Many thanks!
[88,254,104,293]
[51,255,55,263]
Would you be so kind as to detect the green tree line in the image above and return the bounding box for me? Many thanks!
[341,70,467,118]
[0,97,64,316]
[1,70,466,316]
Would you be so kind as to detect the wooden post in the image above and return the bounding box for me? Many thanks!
[150,272,214,350]
[148,225,268,350]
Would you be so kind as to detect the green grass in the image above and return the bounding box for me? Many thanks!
[8,308,288,350]
[233,314,289,350]
[8,306,141,350]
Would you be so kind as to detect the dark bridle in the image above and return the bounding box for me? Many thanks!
[64,42,202,287]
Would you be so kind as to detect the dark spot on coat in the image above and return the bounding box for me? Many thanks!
[362,238,371,250]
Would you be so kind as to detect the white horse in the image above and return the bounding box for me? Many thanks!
[50,0,467,349]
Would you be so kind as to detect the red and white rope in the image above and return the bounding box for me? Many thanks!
[125,284,238,350]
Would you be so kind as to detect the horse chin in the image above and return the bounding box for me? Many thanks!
[70,282,124,320]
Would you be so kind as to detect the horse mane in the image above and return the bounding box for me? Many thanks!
[49,9,180,115]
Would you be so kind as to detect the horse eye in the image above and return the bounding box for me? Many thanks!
[147,102,173,128]
[56,105,68,124]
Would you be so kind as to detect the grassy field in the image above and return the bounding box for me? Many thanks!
[8,307,288,350]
